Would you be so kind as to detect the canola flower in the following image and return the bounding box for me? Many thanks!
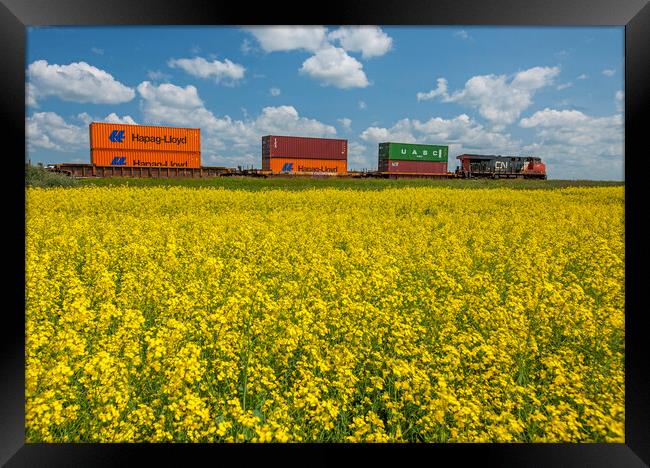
[25,186,624,442]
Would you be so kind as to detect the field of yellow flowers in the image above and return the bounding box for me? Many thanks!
[25,185,624,442]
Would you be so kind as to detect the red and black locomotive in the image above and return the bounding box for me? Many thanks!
[455,154,547,179]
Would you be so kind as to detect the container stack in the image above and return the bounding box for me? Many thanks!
[378,142,448,174]
[262,135,348,174]
[89,122,201,168]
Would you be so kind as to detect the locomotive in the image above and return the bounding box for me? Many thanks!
[455,154,547,179]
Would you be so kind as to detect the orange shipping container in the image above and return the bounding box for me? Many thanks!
[263,157,347,174]
[89,122,201,153]
[91,149,201,168]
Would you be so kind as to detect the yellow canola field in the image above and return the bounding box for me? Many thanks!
[25,186,624,442]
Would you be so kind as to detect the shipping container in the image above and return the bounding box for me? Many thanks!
[90,122,201,153]
[379,160,448,174]
[378,142,448,162]
[263,157,347,174]
[91,149,201,168]
[262,135,347,160]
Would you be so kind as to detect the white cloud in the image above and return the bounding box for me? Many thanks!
[27,60,135,105]
[270,87,281,96]
[348,141,372,169]
[300,46,369,89]
[520,109,590,128]
[244,26,390,90]
[358,100,367,110]
[556,82,573,90]
[602,68,616,77]
[243,26,328,52]
[577,73,588,80]
[26,112,88,152]
[77,112,137,126]
[254,106,336,137]
[137,81,203,110]
[91,47,104,55]
[104,113,137,125]
[417,78,448,101]
[328,26,393,59]
[360,126,399,143]
[510,66,560,90]
[338,118,352,130]
[417,66,560,127]
[168,56,245,84]
[137,82,222,132]
[76,112,94,125]
[519,108,623,180]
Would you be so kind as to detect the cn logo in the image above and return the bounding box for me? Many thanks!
[281,163,293,172]
[109,130,125,143]
[111,156,126,165]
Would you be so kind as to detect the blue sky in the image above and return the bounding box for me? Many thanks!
[26,26,624,179]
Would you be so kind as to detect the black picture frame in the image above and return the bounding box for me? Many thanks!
[4,0,648,465]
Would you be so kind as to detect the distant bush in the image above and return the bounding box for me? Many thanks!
[25,163,79,188]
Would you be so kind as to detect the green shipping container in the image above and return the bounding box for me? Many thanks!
[378,142,448,162]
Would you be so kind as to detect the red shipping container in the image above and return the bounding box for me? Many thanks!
[262,135,347,160]
[379,160,447,174]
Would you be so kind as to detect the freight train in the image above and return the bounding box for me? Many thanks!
[46,122,547,180]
